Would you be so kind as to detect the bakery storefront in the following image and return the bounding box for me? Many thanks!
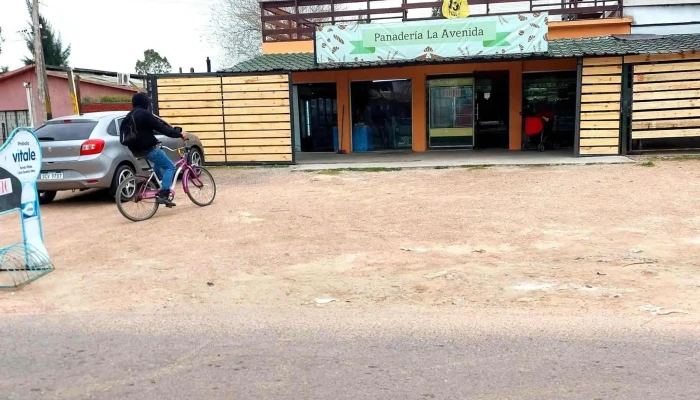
[149,11,700,164]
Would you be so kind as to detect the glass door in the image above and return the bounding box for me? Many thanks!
[474,71,510,149]
[428,77,474,148]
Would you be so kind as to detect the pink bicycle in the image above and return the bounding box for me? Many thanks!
[116,142,216,222]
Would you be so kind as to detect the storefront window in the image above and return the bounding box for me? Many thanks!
[522,72,577,147]
[350,80,412,151]
[428,77,474,148]
[297,83,338,152]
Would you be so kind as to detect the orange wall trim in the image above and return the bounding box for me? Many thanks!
[549,18,632,40]
[293,58,577,153]
[262,19,632,55]
[262,41,314,54]
[263,19,631,56]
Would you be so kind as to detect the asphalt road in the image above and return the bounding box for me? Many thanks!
[2,308,699,400]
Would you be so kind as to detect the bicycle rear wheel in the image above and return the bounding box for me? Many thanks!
[116,176,159,222]
[185,166,216,207]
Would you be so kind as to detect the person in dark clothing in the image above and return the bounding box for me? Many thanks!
[126,92,187,207]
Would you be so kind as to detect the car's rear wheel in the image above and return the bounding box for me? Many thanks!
[188,147,204,168]
[109,164,135,198]
[38,190,57,205]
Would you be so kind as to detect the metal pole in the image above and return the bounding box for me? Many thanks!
[574,57,583,157]
[66,68,79,115]
[74,75,83,115]
[206,57,212,73]
[620,63,631,156]
[23,82,35,128]
[30,0,52,122]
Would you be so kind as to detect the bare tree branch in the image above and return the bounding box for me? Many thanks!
[207,0,342,66]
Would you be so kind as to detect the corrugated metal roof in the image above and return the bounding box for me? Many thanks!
[0,65,144,90]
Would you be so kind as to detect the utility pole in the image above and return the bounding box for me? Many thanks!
[74,75,83,114]
[66,68,79,115]
[23,82,35,128]
[30,0,52,123]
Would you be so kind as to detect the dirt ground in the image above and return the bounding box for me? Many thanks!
[2,160,700,318]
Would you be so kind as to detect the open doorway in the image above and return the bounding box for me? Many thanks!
[522,71,577,151]
[296,83,337,152]
[350,80,412,152]
[474,71,510,149]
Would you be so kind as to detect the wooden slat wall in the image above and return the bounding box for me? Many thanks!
[579,57,622,156]
[156,74,293,164]
[157,77,225,162]
[629,55,700,142]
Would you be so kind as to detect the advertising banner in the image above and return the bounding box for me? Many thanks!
[0,128,51,272]
[315,12,549,64]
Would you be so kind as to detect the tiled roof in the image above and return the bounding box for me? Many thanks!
[222,34,700,73]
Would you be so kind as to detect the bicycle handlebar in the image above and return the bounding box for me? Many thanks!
[160,145,182,152]
[158,137,191,152]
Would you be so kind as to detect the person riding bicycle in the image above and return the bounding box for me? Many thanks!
[124,92,187,208]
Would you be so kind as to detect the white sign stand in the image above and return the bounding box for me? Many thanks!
[0,127,53,287]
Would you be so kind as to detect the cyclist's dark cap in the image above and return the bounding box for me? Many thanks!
[132,92,151,110]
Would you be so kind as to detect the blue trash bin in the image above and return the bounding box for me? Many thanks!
[332,127,339,152]
[352,125,371,152]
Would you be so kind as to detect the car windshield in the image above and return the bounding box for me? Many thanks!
[35,120,98,141]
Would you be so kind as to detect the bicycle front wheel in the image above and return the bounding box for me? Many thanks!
[116,176,159,222]
[185,166,216,207]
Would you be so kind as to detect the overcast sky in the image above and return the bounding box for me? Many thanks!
[0,0,560,75]
[0,0,222,74]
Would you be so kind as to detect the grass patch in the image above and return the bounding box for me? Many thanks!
[659,155,700,162]
[459,164,491,170]
[300,167,403,174]
[316,169,342,175]
[433,164,491,170]
[636,154,700,163]
[640,160,655,167]
[349,167,402,172]
[206,165,288,170]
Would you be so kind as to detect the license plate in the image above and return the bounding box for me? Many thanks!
[40,172,64,180]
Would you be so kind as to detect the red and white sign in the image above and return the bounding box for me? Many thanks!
[0,178,12,196]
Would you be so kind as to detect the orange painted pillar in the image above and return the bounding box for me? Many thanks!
[509,62,523,150]
[411,71,427,152]
[335,71,352,153]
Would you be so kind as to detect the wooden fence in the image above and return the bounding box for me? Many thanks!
[627,52,700,151]
[154,73,294,164]
[577,57,623,156]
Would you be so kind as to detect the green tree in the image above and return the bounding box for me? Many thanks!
[135,49,172,75]
[22,1,71,66]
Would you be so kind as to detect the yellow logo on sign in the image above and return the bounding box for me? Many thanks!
[442,0,470,19]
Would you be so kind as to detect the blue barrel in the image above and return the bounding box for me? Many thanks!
[332,127,339,152]
[352,125,371,152]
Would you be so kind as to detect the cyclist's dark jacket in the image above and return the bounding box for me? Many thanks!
[126,93,182,156]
